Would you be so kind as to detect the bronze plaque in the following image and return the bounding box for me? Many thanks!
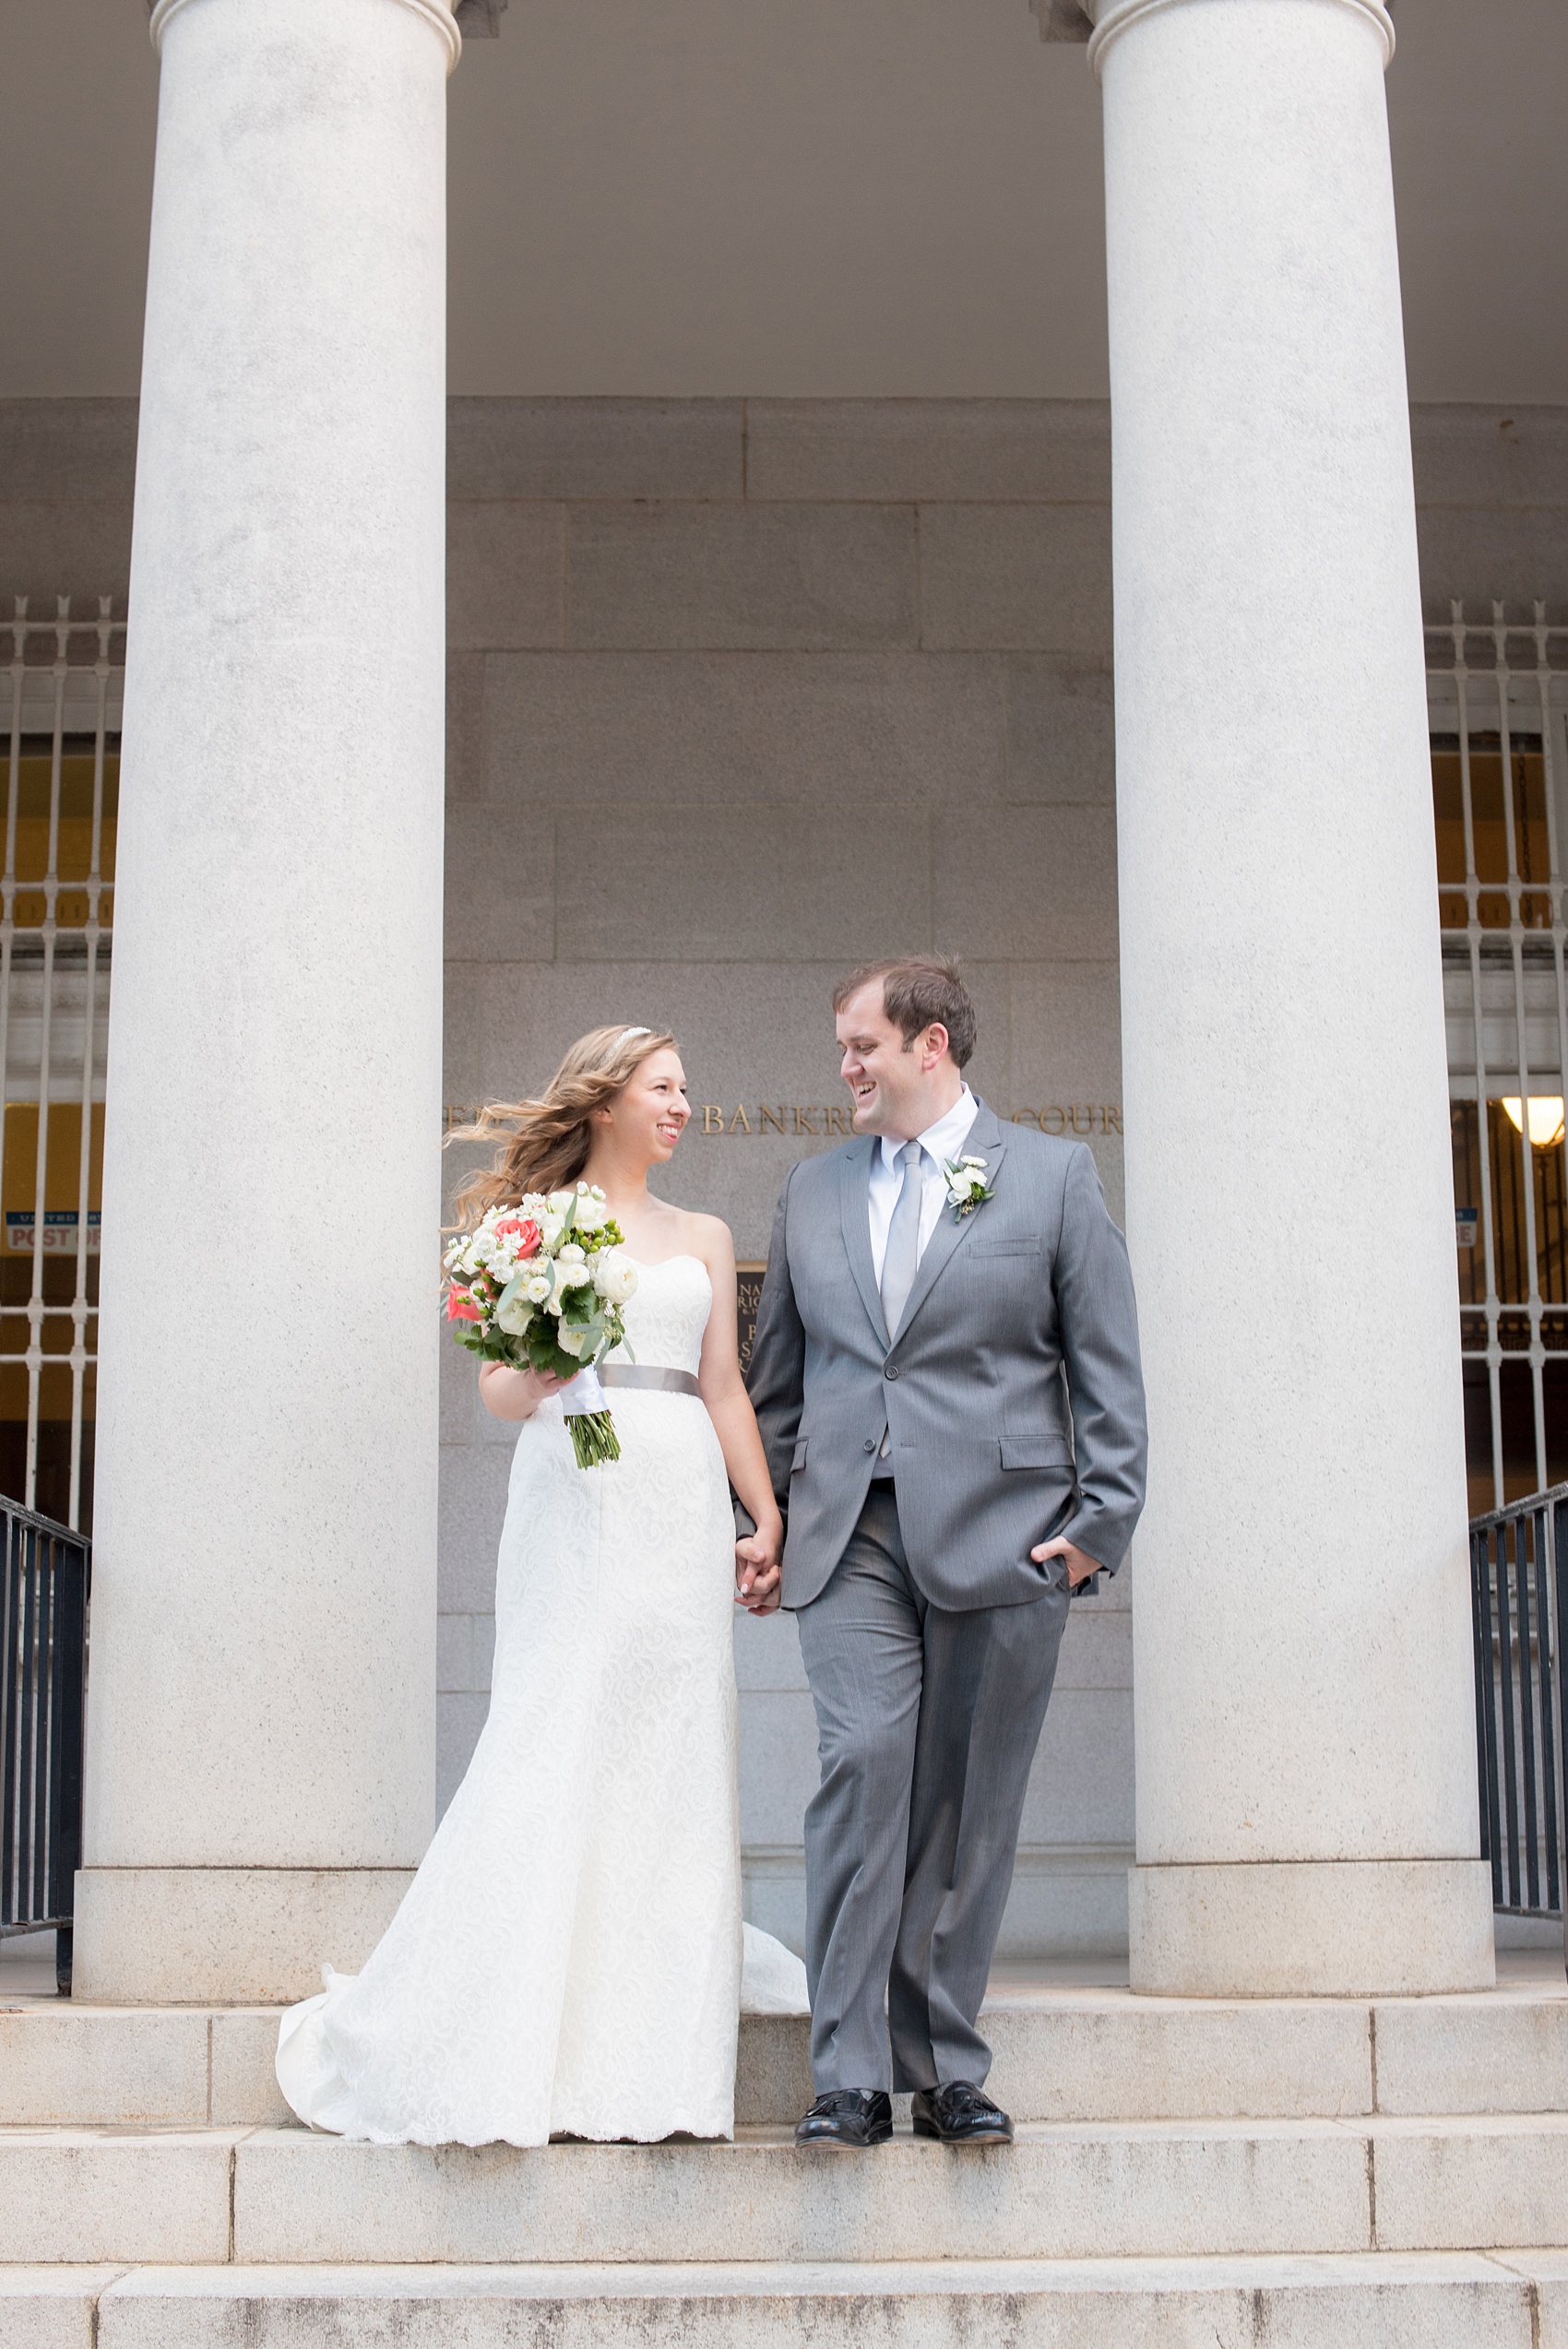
[736,1262,766,1376]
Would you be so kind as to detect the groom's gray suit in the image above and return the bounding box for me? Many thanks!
[747,1096,1146,2094]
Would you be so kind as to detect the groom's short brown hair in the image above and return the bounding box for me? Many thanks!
[832,955,977,1070]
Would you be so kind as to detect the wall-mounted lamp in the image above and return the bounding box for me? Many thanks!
[1502,1097,1566,1149]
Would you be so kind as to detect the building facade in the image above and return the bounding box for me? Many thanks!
[3,0,1566,1998]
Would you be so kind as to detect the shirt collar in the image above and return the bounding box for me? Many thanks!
[879,1085,976,1176]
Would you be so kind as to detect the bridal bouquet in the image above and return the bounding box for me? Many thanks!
[443,1185,639,1468]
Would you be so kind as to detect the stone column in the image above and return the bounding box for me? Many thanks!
[74,0,457,2002]
[1092,0,1494,1993]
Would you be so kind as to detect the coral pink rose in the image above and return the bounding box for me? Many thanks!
[494,1216,542,1259]
[445,1285,485,1323]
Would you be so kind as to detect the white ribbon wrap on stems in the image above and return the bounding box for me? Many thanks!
[561,1365,608,1418]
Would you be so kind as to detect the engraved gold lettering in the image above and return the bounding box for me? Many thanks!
[695,1093,1123,1140]
[734,1262,766,1374]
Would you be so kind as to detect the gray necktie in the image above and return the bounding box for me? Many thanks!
[880,1141,925,1340]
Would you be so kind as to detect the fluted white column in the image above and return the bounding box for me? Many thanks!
[1095,0,1494,1993]
[75,0,457,2002]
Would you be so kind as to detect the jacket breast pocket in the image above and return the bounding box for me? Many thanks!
[1000,1435,1073,1470]
[790,1438,809,1474]
[971,1240,1042,1257]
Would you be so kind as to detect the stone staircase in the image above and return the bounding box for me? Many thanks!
[4,1964,1568,2343]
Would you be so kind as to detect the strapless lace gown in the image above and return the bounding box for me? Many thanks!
[276,1254,804,2146]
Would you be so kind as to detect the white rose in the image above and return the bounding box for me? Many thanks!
[555,1319,588,1357]
[592,1250,638,1306]
[573,1191,610,1233]
[556,1253,593,1289]
[540,1215,566,1251]
[548,1189,576,1216]
[494,1294,532,1335]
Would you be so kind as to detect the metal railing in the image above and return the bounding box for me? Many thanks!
[1469,1486,1568,1962]
[1433,604,1568,1514]
[0,1495,89,1993]
[4,596,121,1536]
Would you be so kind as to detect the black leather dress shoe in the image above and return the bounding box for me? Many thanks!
[794,2089,894,2148]
[910,2081,1015,2144]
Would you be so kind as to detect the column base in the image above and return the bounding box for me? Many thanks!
[1128,1859,1496,1997]
[72,1867,415,2004]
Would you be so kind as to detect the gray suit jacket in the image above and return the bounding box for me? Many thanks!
[746,1098,1147,1612]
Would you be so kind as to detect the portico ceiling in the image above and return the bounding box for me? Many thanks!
[2,0,1565,402]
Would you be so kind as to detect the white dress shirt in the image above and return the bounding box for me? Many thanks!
[866,1086,978,1286]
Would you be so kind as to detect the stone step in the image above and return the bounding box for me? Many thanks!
[4,1981,1565,2129]
[6,2251,1568,2347]
[4,2116,1568,2267]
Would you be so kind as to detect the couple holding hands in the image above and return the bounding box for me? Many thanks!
[278,955,1146,2151]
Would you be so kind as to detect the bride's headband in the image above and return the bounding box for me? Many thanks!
[619,1026,652,1045]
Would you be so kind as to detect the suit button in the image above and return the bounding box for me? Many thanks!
[884,1363,898,1380]
[863,1438,875,1453]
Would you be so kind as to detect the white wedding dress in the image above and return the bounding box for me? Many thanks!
[276,1253,806,2147]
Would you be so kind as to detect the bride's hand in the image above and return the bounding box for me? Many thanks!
[735,1527,783,1616]
[479,1362,571,1423]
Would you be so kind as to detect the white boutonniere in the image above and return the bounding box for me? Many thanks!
[943,1154,995,1220]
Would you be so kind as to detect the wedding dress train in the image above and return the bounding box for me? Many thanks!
[276,1254,806,2147]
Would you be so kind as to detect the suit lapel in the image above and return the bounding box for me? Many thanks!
[892,1099,1008,1346]
[839,1137,890,1349]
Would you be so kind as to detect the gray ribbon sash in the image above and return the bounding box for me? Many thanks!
[598,1364,702,1398]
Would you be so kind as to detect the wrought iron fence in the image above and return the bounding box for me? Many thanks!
[0,1495,89,1992]
[1469,1485,1568,1953]
[3,596,121,1538]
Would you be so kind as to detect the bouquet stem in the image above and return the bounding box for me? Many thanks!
[568,1409,622,1470]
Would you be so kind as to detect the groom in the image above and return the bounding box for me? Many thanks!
[744,955,1146,2148]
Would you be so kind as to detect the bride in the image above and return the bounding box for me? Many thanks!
[276,1023,797,2146]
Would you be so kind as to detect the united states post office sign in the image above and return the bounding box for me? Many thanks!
[6,1210,101,1252]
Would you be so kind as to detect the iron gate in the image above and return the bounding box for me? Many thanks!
[0,1494,89,1994]
[1469,1481,1568,1959]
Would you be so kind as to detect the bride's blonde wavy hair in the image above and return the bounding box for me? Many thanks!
[448,1024,679,1227]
